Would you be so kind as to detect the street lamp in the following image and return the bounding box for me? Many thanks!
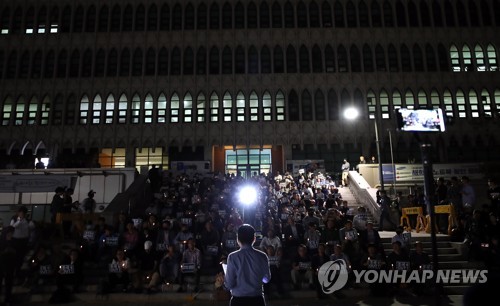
[343,107,384,191]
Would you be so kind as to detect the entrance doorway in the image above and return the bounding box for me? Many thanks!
[225,148,272,178]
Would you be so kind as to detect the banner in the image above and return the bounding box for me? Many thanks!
[382,163,483,182]
[0,175,73,193]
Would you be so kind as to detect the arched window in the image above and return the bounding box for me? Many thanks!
[358,1,369,27]
[183,47,194,75]
[420,1,431,26]
[117,93,128,123]
[474,45,485,72]
[157,48,168,73]
[81,49,93,77]
[1,8,10,33]
[79,95,89,124]
[392,90,402,110]
[325,44,335,72]
[288,90,299,121]
[260,2,270,28]
[209,46,219,74]
[73,6,83,32]
[401,45,411,72]
[235,2,244,29]
[110,5,121,31]
[222,2,232,29]
[27,96,38,125]
[56,50,67,78]
[170,93,180,123]
[299,45,310,73]
[172,4,182,30]
[340,90,352,114]
[302,90,312,121]
[363,44,373,72]
[438,44,449,71]
[210,92,220,122]
[210,3,220,29]
[456,89,466,118]
[65,94,76,125]
[122,5,133,31]
[462,45,472,71]
[134,4,146,31]
[105,94,115,124]
[69,50,80,77]
[309,1,320,27]
[5,51,17,79]
[143,94,153,123]
[197,3,207,29]
[322,1,332,27]
[468,89,479,117]
[327,89,338,120]
[94,49,105,77]
[170,47,181,75]
[248,46,258,74]
[408,0,418,27]
[413,44,424,71]
[160,4,170,30]
[157,93,166,123]
[91,94,102,124]
[97,6,109,32]
[371,1,382,27]
[44,50,55,78]
[425,44,437,72]
[39,96,50,125]
[36,6,47,33]
[444,0,455,27]
[235,46,245,74]
[383,1,394,27]
[261,46,271,73]
[271,2,282,28]
[487,44,498,71]
[367,90,376,119]
[52,94,63,125]
[297,1,308,28]
[457,0,468,27]
[249,91,259,121]
[131,94,141,123]
[222,46,232,74]
[85,5,96,32]
[284,1,294,28]
[147,4,158,31]
[31,50,42,78]
[184,3,194,30]
[223,92,232,122]
[183,93,193,123]
[417,90,428,109]
[395,0,407,27]
[196,93,206,122]
[404,90,415,109]
[132,48,143,76]
[312,45,323,73]
[263,91,272,121]
[276,91,285,121]
[315,90,326,120]
[273,46,284,73]
[106,49,117,77]
[380,90,390,118]
[481,0,492,26]
[375,44,386,71]
[346,1,356,27]
[11,7,23,34]
[433,1,443,27]
[480,89,492,117]
[145,48,156,76]
[12,96,25,125]
[0,50,4,78]
[119,48,130,77]
[350,45,361,72]
[236,91,246,122]
[431,89,441,110]
[286,45,297,73]
[247,2,258,28]
[18,51,30,79]
[25,7,35,33]
[338,45,348,72]
[196,47,206,74]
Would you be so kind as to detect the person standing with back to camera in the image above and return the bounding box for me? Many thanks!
[219,224,271,306]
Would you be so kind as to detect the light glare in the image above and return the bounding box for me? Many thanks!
[344,107,359,120]
[239,186,257,206]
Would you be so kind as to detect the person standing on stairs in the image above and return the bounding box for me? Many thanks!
[377,190,397,231]
[341,159,350,187]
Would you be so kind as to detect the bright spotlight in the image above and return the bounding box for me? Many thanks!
[238,186,258,206]
[343,107,359,120]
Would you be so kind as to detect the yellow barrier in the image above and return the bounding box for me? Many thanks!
[425,204,457,235]
[400,207,426,233]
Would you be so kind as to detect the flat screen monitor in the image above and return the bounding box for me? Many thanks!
[396,108,446,132]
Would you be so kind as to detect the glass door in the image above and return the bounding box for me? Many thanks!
[225,148,272,177]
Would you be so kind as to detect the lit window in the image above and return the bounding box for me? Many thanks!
[135,147,168,172]
[157,94,167,123]
[380,91,390,119]
[131,94,141,123]
[27,97,38,125]
[183,93,193,123]
[118,94,128,124]
[262,91,272,121]
[392,91,402,110]
[170,93,180,123]
[481,90,491,117]
[450,45,460,72]
[468,90,479,118]
[276,91,285,121]
[2,97,13,126]
[50,24,58,33]
[462,46,472,71]
[494,90,500,116]
[144,94,154,123]
[1,29,8,34]
[405,91,415,109]
[431,90,441,110]
[236,92,246,122]
[92,94,102,124]
[100,148,126,168]
[223,92,232,122]
[38,25,46,33]
[456,90,466,118]
[487,44,498,71]
[26,28,34,34]
[367,91,376,120]
[249,91,259,122]
[210,93,219,122]
[79,95,89,124]
[105,94,115,124]
[475,45,485,72]
[15,98,26,125]
[417,90,428,109]
[40,97,50,125]
[197,93,206,122]
[443,90,454,118]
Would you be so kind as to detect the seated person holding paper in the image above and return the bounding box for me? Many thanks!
[136,241,161,293]
[264,246,285,298]
[177,238,201,292]
[200,221,220,256]
[290,245,314,290]
[159,245,181,284]
[221,223,238,255]
[108,249,132,292]
[27,246,54,292]
[56,249,84,293]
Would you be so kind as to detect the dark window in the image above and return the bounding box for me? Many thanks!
[222,2,232,29]
[401,45,412,72]
[396,0,407,27]
[375,44,386,71]
[56,50,67,77]
[261,46,271,73]
[363,44,373,72]
[457,0,468,26]
[86,5,96,32]
[235,46,245,73]
[119,49,130,77]
[325,44,335,72]
[481,0,492,26]
[247,2,257,28]
[65,94,76,125]
[135,4,145,31]
[297,1,308,28]
[346,1,356,27]
[31,50,42,78]
[425,44,437,71]
[350,45,361,72]
[328,89,338,120]
[196,47,206,74]
[37,6,47,31]
[132,48,143,76]
[309,1,320,27]
[359,1,369,27]
[437,44,449,71]
[371,1,382,27]
[73,6,84,32]
[145,48,156,75]
[107,49,118,76]
[25,7,35,31]
[222,46,232,74]
[468,0,479,26]
[338,45,348,72]
[52,95,63,125]
[61,6,71,32]
[69,50,80,77]
[235,2,244,29]
[248,46,258,73]
[312,45,323,72]
[413,44,424,71]
[197,3,207,29]
[159,48,169,75]
[94,49,105,77]
[210,3,220,29]
[315,90,326,120]
[420,1,431,26]
[322,1,332,27]
[44,50,55,78]
[110,5,121,31]
[160,4,170,30]
[334,2,345,27]
[286,45,297,73]
[0,51,3,79]
[444,0,455,27]
[274,46,284,73]
[302,90,312,121]
[170,47,181,75]
[284,2,294,28]
[1,8,11,32]
[184,3,194,30]
[98,6,109,32]
[147,4,158,31]
[272,2,282,28]
[209,46,219,74]
[123,5,133,31]
[299,45,310,73]
[260,2,270,28]
[407,1,418,26]
[388,44,398,72]
[495,0,500,26]
[432,1,443,27]
[383,1,394,27]
[288,90,299,121]
[82,49,92,77]
[183,47,194,75]
[49,7,59,30]
[172,4,182,30]
[6,51,17,78]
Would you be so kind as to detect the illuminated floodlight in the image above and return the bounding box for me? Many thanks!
[238,186,257,206]
[343,107,359,120]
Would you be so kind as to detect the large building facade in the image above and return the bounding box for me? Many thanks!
[1,0,499,176]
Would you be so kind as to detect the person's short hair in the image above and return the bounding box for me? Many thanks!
[392,241,402,246]
[18,206,28,214]
[237,224,255,245]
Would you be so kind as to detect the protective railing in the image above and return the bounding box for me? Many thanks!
[347,171,381,223]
